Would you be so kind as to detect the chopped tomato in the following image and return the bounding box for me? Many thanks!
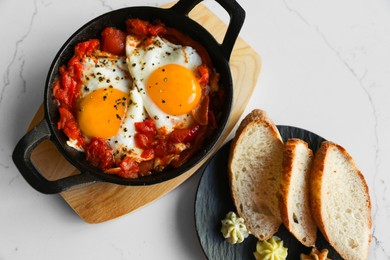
[192,96,209,126]
[125,19,166,37]
[60,70,76,99]
[169,125,200,144]
[53,83,68,109]
[126,19,149,36]
[67,56,84,80]
[141,149,154,160]
[171,149,192,168]
[54,55,84,110]
[134,119,157,135]
[197,65,210,86]
[134,133,154,150]
[85,138,115,170]
[55,40,96,110]
[118,157,154,178]
[154,139,178,157]
[119,157,139,178]
[133,117,201,164]
[134,119,158,151]
[137,160,154,176]
[154,139,168,158]
[57,107,80,141]
[148,24,167,36]
[74,39,99,57]
[171,125,207,168]
[53,69,76,109]
[101,27,126,56]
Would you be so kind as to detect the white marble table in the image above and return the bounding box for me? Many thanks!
[1,0,389,259]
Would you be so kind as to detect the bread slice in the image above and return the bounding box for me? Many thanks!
[228,109,284,240]
[310,141,372,260]
[280,138,317,247]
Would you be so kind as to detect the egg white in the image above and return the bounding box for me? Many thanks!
[108,88,147,160]
[81,56,131,97]
[126,35,203,134]
[67,55,133,151]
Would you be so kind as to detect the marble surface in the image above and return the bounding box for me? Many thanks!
[1,0,389,259]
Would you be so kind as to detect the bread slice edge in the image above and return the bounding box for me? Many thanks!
[228,109,284,241]
[310,141,372,260]
[280,138,317,247]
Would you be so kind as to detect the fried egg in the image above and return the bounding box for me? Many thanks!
[126,35,203,134]
[76,55,147,159]
[78,56,132,139]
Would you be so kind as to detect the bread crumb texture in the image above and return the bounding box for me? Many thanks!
[314,142,371,260]
[283,140,316,246]
[231,122,283,240]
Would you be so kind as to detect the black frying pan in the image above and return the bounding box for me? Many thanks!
[12,0,245,194]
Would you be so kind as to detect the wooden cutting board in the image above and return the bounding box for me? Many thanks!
[28,3,261,223]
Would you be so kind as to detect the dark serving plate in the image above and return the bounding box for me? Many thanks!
[194,125,342,259]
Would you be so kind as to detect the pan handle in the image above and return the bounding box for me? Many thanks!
[170,0,245,60]
[12,120,97,194]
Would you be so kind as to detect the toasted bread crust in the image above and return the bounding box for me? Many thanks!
[280,139,299,227]
[310,142,329,241]
[228,109,283,241]
[234,109,282,143]
[310,141,372,260]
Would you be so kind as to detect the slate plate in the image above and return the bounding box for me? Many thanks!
[194,125,342,259]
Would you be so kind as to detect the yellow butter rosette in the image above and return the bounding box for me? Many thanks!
[254,236,288,260]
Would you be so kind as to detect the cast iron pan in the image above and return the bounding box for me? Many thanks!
[12,0,245,194]
[194,125,342,259]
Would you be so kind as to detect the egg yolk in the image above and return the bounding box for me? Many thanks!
[146,64,201,116]
[78,88,128,138]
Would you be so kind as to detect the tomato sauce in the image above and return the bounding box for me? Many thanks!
[101,28,127,56]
